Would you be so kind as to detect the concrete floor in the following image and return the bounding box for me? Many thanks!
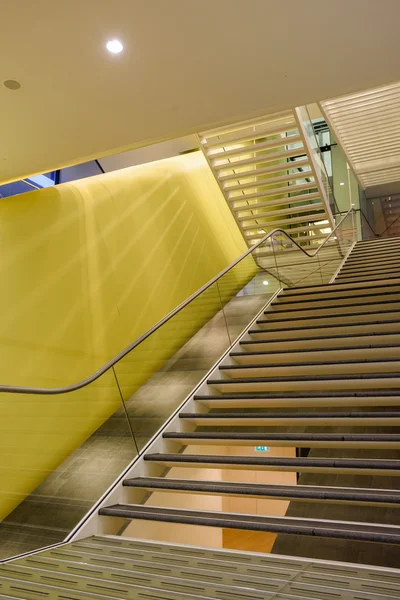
[0,290,269,560]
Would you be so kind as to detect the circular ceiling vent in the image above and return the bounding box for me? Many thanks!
[3,80,21,90]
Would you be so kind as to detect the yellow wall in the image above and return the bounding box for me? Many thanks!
[0,151,256,520]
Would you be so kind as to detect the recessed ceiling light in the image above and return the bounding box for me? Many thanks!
[263,280,269,286]
[106,39,124,54]
[339,182,345,186]
[3,79,21,90]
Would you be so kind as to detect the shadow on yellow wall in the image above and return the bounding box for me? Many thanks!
[0,151,257,520]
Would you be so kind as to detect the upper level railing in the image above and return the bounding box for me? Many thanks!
[0,208,356,561]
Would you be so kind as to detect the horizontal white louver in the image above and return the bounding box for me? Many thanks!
[320,82,400,190]
[198,109,333,250]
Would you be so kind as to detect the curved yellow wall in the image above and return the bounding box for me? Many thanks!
[0,151,256,520]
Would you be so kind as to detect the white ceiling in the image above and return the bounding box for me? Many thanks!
[2,0,400,183]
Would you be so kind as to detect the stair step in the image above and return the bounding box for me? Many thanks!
[179,410,400,425]
[99,504,400,544]
[4,555,280,600]
[219,158,310,182]
[193,393,400,408]
[208,373,400,393]
[215,147,306,172]
[163,431,400,448]
[210,134,303,161]
[233,191,321,213]
[337,270,400,281]
[237,183,319,205]
[230,346,400,365]
[205,121,298,151]
[220,359,400,378]
[248,322,400,342]
[143,454,400,475]
[267,300,400,317]
[346,249,400,261]
[46,534,400,598]
[242,212,325,233]
[0,560,233,600]
[17,541,371,600]
[356,235,400,244]
[255,310,400,329]
[241,332,400,350]
[341,264,400,275]
[354,238,400,249]
[279,277,400,295]
[342,257,400,269]
[274,291,400,309]
[238,203,323,223]
[123,477,400,506]
[227,171,313,193]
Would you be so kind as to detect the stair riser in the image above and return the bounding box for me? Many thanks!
[221,362,400,378]
[335,274,400,285]
[127,485,400,508]
[278,285,400,303]
[256,312,400,329]
[280,278,400,295]
[210,378,400,392]
[350,247,400,257]
[339,265,400,275]
[196,397,400,408]
[336,272,400,281]
[273,293,400,309]
[267,302,400,318]
[232,348,400,365]
[342,259,400,269]
[242,333,400,350]
[249,322,400,339]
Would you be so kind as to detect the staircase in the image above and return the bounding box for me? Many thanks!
[1,236,400,597]
[198,108,335,249]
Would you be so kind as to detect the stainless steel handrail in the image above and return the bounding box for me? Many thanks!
[0,208,354,395]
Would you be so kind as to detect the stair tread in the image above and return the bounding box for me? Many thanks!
[248,319,400,334]
[179,410,400,418]
[144,453,400,469]
[221,358,400,369]
[123,477,400,503]
[257,308,400,323]
[232,344,400,356]
[282,278,400,294]
[98,504,400,543]
[268,298,400,313]
[209,373,400,382]
[163,432,400,441]
[242,331,400,344]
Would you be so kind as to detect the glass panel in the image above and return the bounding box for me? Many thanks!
[0,373,136,559]
[255,211,356,288]
[296,105,339,216]
[116,256,279,451]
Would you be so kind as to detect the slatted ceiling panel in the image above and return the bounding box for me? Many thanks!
[320,82,400,191]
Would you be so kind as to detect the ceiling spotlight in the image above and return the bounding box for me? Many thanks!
[339,182,345,186]
[3,79,21,90]
[263,280,269,286]
[106,39,124,54]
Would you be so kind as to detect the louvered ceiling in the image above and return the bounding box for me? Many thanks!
[320,82,400,195]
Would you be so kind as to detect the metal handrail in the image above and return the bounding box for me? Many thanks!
[0,208,354,396]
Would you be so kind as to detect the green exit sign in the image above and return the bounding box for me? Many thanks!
[255,446,269,452]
